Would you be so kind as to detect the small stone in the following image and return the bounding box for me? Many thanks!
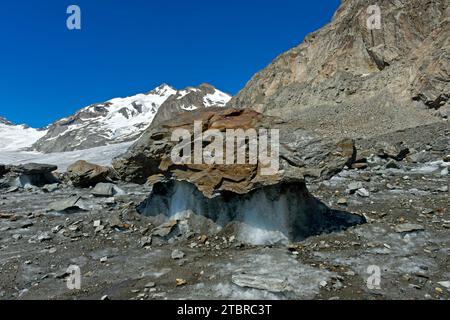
[93,220,102,228]
[68,225,79,232]
[42,184,59,193]
[395,223,425,233]
[101,295,109,300]
[319,280,327,288]
[0,213,15,219]
[108,216,123,229]
[437,281,450,289]
[151,220,177,238]
[347,182,363,194]
[386,183,396,190]
[140,236,152,247]
[20,221,34,229]
[352,162,368,170]
[37,232,52,242]
[12,234,22,241]
[171,249,185,260]
[176,278,187,287]
[422,209,434,215]
[356,188,370,198]
[385,160,400,169]
[51,225,63,233]
[145,282,156,288]
[199,235,208,244]
[100,256,108,263]
[337,197,348,205]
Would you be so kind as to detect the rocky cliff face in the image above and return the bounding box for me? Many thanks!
[229,0,449,138]
[32,84,231,153]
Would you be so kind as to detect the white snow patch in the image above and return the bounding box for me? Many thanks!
[411,161,449,174]
[203,89,231,107]
[0,141,132,172]
[0,123,47,152]
[180,105,198,111]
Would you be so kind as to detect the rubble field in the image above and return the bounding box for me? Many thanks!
[0,123,448,300]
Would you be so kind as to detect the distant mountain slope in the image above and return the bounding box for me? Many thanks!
[229,0,449,139]
[32,84,231,153]
[150,83,231,127]
[0,117,47,152]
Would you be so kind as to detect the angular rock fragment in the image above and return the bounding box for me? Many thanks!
[151,220,179,238]
[394,223,425,234]
[231,273,292,293]
[347,182,363,194]
[42,183,59,193]
[356,188,370,198]
[91,182,124,197]
[6,163,59,188]
[140,236,152,247]
[376,142,410,161]
[66,160,117,188]
[171,249,185,260]
[49,196,87,212]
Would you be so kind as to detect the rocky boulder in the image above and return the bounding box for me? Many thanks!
[66,160,117,188]
[3,163,59,188]
[11,163,57,175]
[113,107,356,196]
[114,107,363,242]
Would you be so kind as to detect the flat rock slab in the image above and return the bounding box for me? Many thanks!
[91,183,124,197]
[394,223,425,233]
[231,274,293,293]
[12,163,57,174]
[49,196,87,212]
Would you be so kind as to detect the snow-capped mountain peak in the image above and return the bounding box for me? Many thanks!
[31,83,231,153]
[0,116,13,126]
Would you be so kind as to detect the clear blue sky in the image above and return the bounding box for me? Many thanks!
[0,0,340,128]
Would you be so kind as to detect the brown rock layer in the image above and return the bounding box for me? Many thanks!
[113,108,356,197]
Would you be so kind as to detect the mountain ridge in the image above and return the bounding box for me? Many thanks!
[23,83,231,153]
